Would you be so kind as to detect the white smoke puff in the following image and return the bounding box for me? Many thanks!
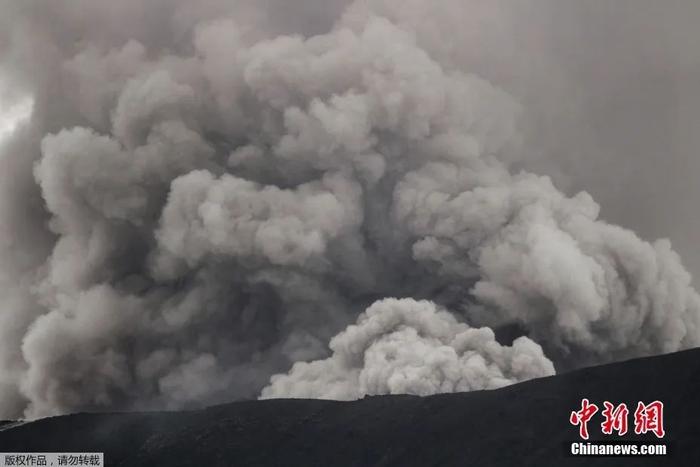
[260,298,555,399]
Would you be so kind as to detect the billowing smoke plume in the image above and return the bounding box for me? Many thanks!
[1,0,699,419]
[261,298,554,399]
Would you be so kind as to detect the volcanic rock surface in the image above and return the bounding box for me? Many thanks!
[1,348,699,466]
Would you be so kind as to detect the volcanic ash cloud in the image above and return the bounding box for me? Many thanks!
[261,298,555,400]
[0,0,698,418]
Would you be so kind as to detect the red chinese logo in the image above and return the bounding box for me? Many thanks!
[569,398,598,440]
[634,401,665,438]
[601,401,629,436]
[569,399,664,439]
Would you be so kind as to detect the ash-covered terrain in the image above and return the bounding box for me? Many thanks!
[1,348,698,466]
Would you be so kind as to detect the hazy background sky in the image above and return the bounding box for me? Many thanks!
[506,1,700,282]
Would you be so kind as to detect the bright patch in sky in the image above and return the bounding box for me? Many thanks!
[0,97,33,140]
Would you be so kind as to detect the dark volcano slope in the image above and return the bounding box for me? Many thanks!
[1,349,700,467]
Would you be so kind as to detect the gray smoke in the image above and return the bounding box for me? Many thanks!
[261,298,555,399]
[1,0,699,419]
